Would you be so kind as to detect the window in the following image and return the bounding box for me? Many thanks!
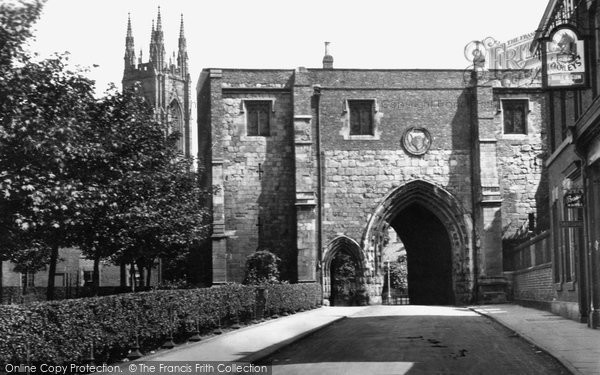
[349,100,374,135]
[562,206,583,283]
[502,99,528,134]
[552,201,561,283]
[83,270,93,286]
[169,101,184,152]
[560,91,567,140]
[21,272,35,293]
[245,101,271,136]
[549,91,556,152]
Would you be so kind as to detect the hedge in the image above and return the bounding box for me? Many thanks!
[0,283,321,366]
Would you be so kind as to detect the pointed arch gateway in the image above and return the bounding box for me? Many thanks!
[322,236,367,305]
[362,179,475,305]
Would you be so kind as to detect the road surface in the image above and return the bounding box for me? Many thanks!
[256,305,571,375]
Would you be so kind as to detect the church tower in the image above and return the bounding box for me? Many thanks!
[122,7,192,157]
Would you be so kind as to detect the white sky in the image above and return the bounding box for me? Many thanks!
[25,0,550,95]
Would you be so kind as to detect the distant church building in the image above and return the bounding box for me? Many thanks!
[198,44,549,305]
[122,8,192,157]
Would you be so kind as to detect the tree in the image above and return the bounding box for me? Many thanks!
[116,158,211,288]
[0,53,97,300]
[389,253,408,292]
[243,250,281,285]
[73,88,211,293]
[1,1,211,299]
[0,0,46,302]
[0,0,45,68]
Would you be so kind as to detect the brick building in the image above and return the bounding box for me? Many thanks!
[198,46,548,305]
[524,0,600,328]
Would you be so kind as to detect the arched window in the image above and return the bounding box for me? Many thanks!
[169,100,184,152]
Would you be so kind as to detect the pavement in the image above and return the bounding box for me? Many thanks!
[114,304,598,375]
[470,304,600,375]
[138,306,370,363]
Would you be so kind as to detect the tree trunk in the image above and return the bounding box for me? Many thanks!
[130,262,136,293]
[146,260,153,287]
[46,244,59,301]
[0,260,3,304]
[92,256,100,296]
[137,260,145,288]
[120,262,127,289]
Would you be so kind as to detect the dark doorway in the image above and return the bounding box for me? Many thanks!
[330,251,359,306]
[391,203,455,305]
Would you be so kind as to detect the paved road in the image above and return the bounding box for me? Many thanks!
[256,305,571,375]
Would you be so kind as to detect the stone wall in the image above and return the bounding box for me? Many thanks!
[208,70,297,282]
[200,68,549,303]
[316,84,474,246]
[495,90,549,238]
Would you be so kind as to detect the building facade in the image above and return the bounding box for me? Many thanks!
[530,0,600,328]
[198,52,548,305]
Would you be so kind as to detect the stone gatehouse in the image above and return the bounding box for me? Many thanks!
[197,59,548,305]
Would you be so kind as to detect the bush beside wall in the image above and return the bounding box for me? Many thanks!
[0,283,322,365]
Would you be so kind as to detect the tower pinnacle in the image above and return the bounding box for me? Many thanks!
[149,7,165,70]
[124,13,136,71]
[156,6,163,31]
[177,13,188,77]
[179,13,185,38]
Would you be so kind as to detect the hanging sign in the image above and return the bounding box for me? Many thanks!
[564,189,584,208]
[545,27,586,88]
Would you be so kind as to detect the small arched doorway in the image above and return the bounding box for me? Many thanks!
[323,236,366,306]
[330,251,359,306]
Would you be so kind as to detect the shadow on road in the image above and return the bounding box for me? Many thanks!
[256,305,570,375]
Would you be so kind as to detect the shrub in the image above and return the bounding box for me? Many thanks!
[243,250,281,285]
[264,283,321,315]
[0,283,321,366]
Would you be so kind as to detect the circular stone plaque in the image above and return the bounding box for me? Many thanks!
[402,127,432,156]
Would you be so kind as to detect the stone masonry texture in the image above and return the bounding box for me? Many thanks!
[198,68,548,304]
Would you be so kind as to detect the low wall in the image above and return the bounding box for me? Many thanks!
[505,231,556,310]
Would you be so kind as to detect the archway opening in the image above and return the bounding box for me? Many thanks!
[330,250,360,306]
[323,236,365,306]
[381,229,408,304]
[391,203,455,305]
[363,180,474,305]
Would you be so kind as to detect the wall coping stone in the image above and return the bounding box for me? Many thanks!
[512,262,552,275]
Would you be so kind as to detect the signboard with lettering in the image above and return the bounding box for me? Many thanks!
[463,33,542,88]
[486,33,540,71]
[565,190,584,208]
[545,27,586,88]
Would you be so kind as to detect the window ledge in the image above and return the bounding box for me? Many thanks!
[345,134,380,141]
[501,133,529,139]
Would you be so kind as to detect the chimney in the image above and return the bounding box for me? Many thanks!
[322,41,334,69]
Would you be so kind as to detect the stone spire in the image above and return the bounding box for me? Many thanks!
[156,6,163,32]
[177,13,188,77]
[322,41,334,69]
[149,7,165,70]
[124,13,136,70]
